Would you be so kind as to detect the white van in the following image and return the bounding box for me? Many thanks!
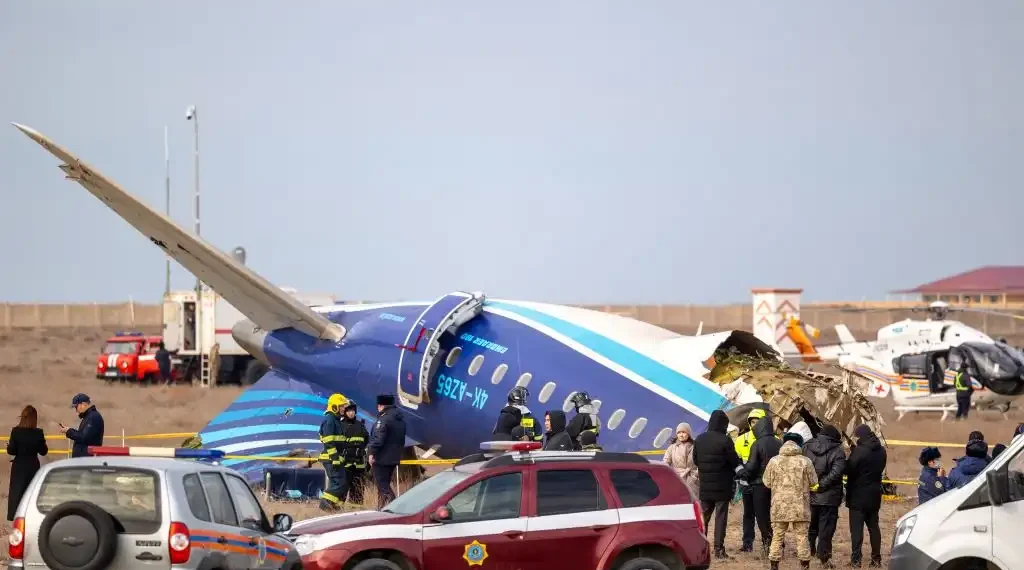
[890,435,1022,569]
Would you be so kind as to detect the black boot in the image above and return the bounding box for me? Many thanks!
[770,561,779,570]
[714,548,730,560]
[800,561,810,569]
[740,543,753,553]
[869,555,883,568]
[850,555,862,568]
[820,556,835,569]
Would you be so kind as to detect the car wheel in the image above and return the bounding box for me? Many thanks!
[351,557,404,570]
[37,500,119,570]
[616,557,673,570]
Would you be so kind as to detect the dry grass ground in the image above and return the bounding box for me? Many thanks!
[2,327,1022,569]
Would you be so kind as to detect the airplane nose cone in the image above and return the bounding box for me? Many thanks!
[232,319,270,365]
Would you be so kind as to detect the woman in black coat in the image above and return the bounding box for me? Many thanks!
[7,405,48,521]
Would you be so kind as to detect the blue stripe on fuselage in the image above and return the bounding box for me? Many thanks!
[486,301,727,415]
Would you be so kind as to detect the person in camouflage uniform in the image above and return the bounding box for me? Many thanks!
[762,432,819,570]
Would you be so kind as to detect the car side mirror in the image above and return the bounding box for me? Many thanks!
[429,505,452,523]
[986,470,1010,506]
[273,513,293,533]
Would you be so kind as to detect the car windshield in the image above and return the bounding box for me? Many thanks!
[36,466,161,534]
[961,343,1024,380]
[381,470,472,515]
[103,341,140,354]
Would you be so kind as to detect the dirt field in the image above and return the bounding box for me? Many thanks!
[2,327,1022,568]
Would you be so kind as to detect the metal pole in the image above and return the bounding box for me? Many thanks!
[164,125,171,296]
[187,105,202,378]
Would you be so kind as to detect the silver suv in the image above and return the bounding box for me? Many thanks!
[7,456,302,570]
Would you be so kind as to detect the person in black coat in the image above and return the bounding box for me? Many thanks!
[367,394,407,510]
[804,424,847,567]
[542,410,573,451]
[738,415,781,552]
[61,393,104,458]
[492,402,522,440]
[7,406,48,521]
[155,342,173,385]
[693,409,742,559]
[844,424,886,568]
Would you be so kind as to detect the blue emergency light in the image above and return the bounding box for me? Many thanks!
[88,446,225,459]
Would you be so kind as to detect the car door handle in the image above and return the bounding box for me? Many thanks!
[135,552,163,561]
[591,525,611,532]
[502,530,524,539]
[217,536,228,544]
[248,538,258,546]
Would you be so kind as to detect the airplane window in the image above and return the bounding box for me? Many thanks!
[516,373,533,388]
[653,427,672,448]
[562,392,579,414]
[628,418,648,439]
[491,363,508,385]
[608,409,626,430]
[591,399,602,413]
[538,382,556,403]
[468,355,485,376]
[446,346,462,368]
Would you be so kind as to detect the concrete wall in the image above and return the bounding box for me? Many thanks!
[3,300,1022,344]
[1,302,162,330]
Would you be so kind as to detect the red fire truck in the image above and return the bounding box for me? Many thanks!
[95,332,174,384]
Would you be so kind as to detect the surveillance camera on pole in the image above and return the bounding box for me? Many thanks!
[186,103,202,376]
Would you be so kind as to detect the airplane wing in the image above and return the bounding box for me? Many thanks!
[13,123,345,342]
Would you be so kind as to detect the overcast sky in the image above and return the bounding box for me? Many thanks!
[2,1,1022,305]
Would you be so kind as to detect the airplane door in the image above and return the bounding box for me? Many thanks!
[396,292,485,407]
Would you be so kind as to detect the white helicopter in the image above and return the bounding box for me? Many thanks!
[786,301,1024,420]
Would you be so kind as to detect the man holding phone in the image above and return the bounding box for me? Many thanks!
[59,393,104,458]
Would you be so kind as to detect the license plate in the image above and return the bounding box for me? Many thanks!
[105,371,118,377]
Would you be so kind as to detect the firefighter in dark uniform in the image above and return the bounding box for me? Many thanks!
[566,391,599,450]
[954,362,974,420]
[492,392,523,441]
[318,393,347,511]
[367,394,406,510]
[338,400,369,505]
[494,387,543,442]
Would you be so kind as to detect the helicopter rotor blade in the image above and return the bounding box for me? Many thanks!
[953,307,1024,321]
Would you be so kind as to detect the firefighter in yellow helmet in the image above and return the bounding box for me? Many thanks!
[318,393,348,511]
[734,407,767,551]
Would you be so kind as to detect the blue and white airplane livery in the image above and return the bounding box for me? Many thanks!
[14,123,778,482]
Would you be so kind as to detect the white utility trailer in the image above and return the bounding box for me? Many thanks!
[162,287,336,386]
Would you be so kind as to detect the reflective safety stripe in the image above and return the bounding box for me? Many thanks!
[321,492,341,504]
[319,435,347,443]
[955,372,970,391]
[346,436,365,443]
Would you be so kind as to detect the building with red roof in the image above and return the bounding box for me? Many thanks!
[893,266,1024,305]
